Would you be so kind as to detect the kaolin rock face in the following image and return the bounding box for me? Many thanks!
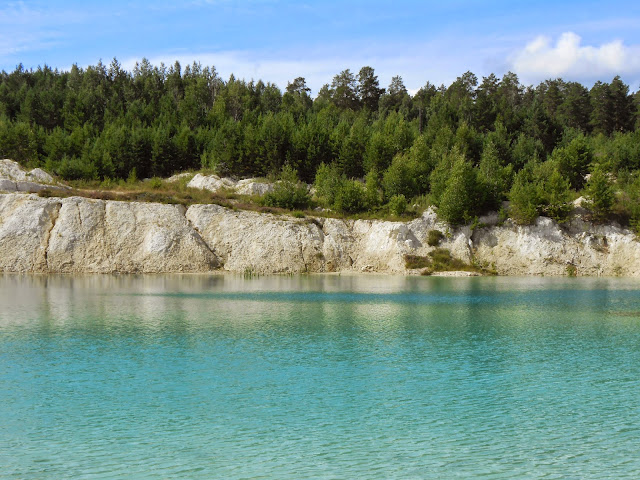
[1,192,639,276]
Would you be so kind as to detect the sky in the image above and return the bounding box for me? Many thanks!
[1,0,640,94]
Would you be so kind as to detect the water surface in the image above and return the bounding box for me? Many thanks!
[1,274,640,479]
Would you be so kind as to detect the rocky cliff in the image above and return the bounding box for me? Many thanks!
[1,192,639,276]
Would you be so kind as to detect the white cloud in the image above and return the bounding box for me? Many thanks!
[511,32,640,83]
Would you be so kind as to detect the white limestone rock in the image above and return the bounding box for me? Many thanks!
[186,204,325,274]
[235,179,275,196]
[0,193,217,273]
[187,173,236,193]
[27,168,54,183]
[0,159,63,193]
[0,194,61,271]
[2,191,640,276]
[166,172,193,183]
[45,198,218,273]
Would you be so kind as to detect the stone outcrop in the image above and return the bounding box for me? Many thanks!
[472,215,640,276]
[187,173,293,197]
[1,192,640,276]
[187,173,236,192]
[166,172,193,183]
[0,194,217,273]
[234,179,275,196]
[0,159,68,193]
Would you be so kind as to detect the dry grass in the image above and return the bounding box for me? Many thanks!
[41,176,425,222]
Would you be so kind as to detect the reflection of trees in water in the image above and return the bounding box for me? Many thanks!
[1,274,638,338]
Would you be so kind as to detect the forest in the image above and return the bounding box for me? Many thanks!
[1,59,640,227]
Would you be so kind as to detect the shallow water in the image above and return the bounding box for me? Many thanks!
[1,274,640,479]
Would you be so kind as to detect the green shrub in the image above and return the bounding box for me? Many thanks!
[436,155,479,225]
[263,165,311,210]
[539,167,572,222]
[148,177,163,189]
[552,135,593,190]
[55,155,98,180]
[333,180,367,213]
[508,167,541,225]
[364,169,383,208]
[381,151,430,199]
[584,165,614,222]
[313,163,343,206]
[127,168,138,184]
[407,248,492,275]
[314,163,369,214]
[626,174,640,234]
[404,255,431,269]
[428,248,468,271]
[477,141,513,211]
[427,229,445,246]
[388,194,407,216]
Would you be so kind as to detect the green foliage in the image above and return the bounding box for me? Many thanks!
[313,162,367,213]
[477,141,513,210]
[55,155,98,180]
[333,180,367,213]
[148,177,163,189]
[313,163,343,206]
[427,248,469,272]
[127,167,138,184]
[404,254,431,269]
[382,153,419,199]
[0,60,637,227]
[364,169,383,208]
[405,248,491,275]
[539,167,572,222]
[435,153,479,225]
[262,165,310,210]
[507,160,572,224]
[428,148,458,205]
[427,229,445,246]
[626,174,640,234]
[551,135,592,190]
[508,166,541,225]
[584,165,614,222]
[381,135,435,201]
[387,194,407,216]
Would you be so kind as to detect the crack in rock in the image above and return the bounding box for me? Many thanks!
[43,201,62,271]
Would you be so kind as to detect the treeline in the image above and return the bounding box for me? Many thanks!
[1,59,640,224]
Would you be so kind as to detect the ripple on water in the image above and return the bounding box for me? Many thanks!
[1,274,640,479]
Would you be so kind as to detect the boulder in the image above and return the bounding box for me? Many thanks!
[0,159,64,193]
[187,174,236,192]
[235,179,275,196]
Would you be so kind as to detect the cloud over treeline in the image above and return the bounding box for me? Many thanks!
[511,32,640,84]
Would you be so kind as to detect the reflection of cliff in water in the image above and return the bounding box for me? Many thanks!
[2,274,640,339]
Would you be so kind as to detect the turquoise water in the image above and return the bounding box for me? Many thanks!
[1,274,640,479]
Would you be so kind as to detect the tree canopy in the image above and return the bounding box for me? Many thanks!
[1,60,639,225]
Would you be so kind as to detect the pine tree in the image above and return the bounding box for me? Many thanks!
[584,165,614,222]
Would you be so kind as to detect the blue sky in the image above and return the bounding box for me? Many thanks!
[1,0,639,93]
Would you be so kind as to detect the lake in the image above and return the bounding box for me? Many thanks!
[1,274,640,479]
